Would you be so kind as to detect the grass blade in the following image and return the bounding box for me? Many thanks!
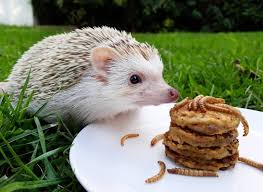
[0,111,3,128]
[29,147,64,166]
[0,95,4,105]
[33,101,48,116]
[56,114,74,139]
[0,169,24,188]
[34,117,57,179]
[0,146,14,168]
[30,142,39,161]
[0,123,58,148]
[0,178,65,192]
[0,132,38,180]
[18,90,34,120]
[14,70,31,117]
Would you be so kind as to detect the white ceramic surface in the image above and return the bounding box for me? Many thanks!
[70,104,263,192]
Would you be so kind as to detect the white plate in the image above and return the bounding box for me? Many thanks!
[70,104,263,192]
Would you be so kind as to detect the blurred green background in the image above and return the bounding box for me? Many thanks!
[32,0,263,32]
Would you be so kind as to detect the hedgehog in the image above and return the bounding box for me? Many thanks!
[0,27,179,127]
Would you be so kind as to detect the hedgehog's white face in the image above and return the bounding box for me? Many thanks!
[91,46,179,111]
[113,54,179,107]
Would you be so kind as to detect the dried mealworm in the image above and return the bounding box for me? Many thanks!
[192,95,204,110]
[120,133,139,146]
[205,103,232,114]
[216,103,241,114]
[145,161,166,183]
[167,168,218,177]
[199,96,224,112]
[188,101,194,110]
[239,157,263,170]
[174,97,190,110]
[201,96,225,104]
[217,104,249,136]
[239,115,249,136]
[207,103,249,136]
[150,134,164,146]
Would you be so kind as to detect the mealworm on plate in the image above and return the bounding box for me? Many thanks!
[145,161,166,183]
[239,156,263,171]
[120,133,139,146]
[167,168,218,177]
[150,134,164,146]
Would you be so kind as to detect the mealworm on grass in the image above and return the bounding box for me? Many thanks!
[150,134,164,146]
[120,133,139,146]
[145,161,166,183]
[238,156,263,170]
[167,168,218,177]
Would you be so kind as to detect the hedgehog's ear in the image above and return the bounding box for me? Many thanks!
[91,47,119,77]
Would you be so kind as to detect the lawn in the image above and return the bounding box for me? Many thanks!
[1,26,262,110]
[0,25,262,192]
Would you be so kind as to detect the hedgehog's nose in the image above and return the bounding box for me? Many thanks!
[168,88,179,101]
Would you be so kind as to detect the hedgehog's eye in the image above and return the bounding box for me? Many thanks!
[130,74,142,84]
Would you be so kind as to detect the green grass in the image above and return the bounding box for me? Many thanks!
[0,25,262,192]
[135,32,263,110]
[0,73,83,191]
[0,25,70,81]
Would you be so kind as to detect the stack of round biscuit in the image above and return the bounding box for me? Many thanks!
[163,96,248,171]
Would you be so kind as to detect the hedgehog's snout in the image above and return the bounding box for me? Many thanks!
[134,82,179,106]
[168,88,179,101]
